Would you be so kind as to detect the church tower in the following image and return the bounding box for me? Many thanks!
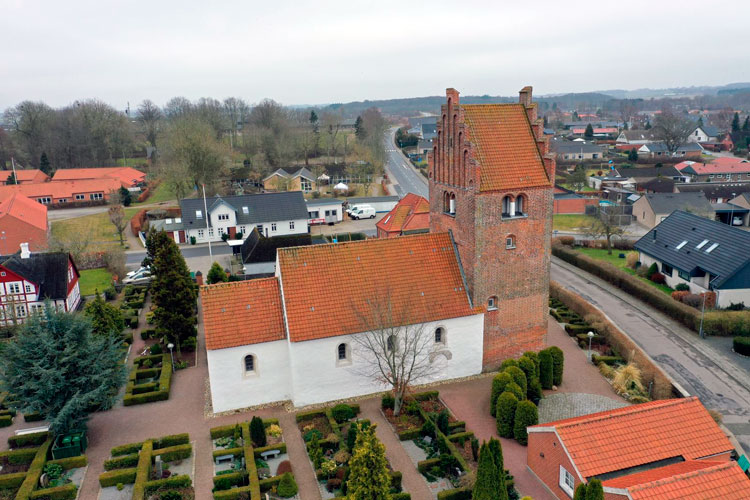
[429,86,555,370]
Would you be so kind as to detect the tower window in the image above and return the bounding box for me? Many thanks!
[502,196,513,217]
[516,195,527,216]
[387,335,397,352]
[506,236,516,249]
[488,296,498,310]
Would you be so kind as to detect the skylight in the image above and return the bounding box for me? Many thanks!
[705,243,719,253]
[196,210,203,219]
[242,206,249,214]
[676,240,688,250]
[696,239,709,249]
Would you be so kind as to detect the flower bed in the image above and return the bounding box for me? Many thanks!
[123,353,173,406]
[98,433,193,500]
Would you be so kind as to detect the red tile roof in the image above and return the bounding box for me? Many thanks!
[627,461,750,500]
[200,278,286,350]
[603,460,722,489]
[376,193,430,235]
[0,190,48,231]
[0,169,49,184]
[531,397,733,478]
[678,158,750,175]
[0,178,122,200]
[278,232,479,342]
[52,167,146,187]
[462,104,549,192]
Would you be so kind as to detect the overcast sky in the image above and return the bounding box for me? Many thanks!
[2,0,748,110]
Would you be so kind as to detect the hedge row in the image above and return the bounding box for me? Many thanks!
[143,474,192,495]
[0,414,12,427]
[99,467,137,487]
[9,431,49,449]
[152,443,192,462]
[734,337,750,356]
[46,455,87,471]
[213,486,254,500]
[111,441,144,457]
[15,438,53,500]
[704,311,750,337]
[153,433,189,450]
[0,472,27,489]
[123,354,172,406]
[212,471,247,489]
[28,484,77,500]
[241,422,261,500]
[253,442,287,458]
[212,446,243,460]
[0,447,39,465]
[131,440,153,500]
[437,487,472,500]
[210,418,277,440]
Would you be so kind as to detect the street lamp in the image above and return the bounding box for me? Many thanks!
[167,343,175,372]
[730,193,736,226]
[587,331,595,361]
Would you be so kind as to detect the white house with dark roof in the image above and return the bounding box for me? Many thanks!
[688,125,721,143]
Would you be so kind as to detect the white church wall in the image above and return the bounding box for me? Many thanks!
[207,339,292,413]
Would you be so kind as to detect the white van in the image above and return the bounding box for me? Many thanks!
[350,206,376,220]
[346,204,366,216]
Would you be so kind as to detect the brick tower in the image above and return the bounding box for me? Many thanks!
[429,86,555,370]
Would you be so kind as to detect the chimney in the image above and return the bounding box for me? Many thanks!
[195,270,203,286]
[519,86,533,107]
[20,243,30,259]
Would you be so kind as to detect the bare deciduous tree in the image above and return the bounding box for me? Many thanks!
[584,205,626,255]
[108,204,128,246]
[351,290,441,416]
[652,106,695,154]
[137,100,162,149]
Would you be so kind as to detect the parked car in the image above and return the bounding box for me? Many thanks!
[126,266,149,278]
[122,269,153,285]
[350,206,376,220]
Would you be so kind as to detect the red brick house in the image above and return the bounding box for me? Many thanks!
[0,169,50,185]
[376,193,430,238]
[0,190,49,252]
[429,86,554,368]
[527,397,748,499]
[0,178,121,208]
[0,245,81,325]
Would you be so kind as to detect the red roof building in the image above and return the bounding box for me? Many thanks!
[0,178,122,207]
[0,169,49,185]
[0,191,48,252]
[527,397,747,499]
[52,167,146,188]
[376,193,430,238]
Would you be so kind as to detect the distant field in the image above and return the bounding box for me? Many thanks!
[51,207,140,251]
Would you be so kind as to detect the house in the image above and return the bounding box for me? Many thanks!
[201,86,554,412]
[632,192,714,229]
[0,244,81,325]
[616,130,654,144]
[179,191,309,243]
[588,175,635,191]
[262,167,316,193]
[376,193,430,238]
[421,122,437,141]
[0,169,49,185]
[51,167,146,188]
[635,211,750,307]
[527,397,748,500]
[688,124,721,143]
[0,178,121,207]
[0,190,48,252]
[711,202,749,227]
[676,158,750,182]
[569,127,618,138]
[148,217,186,244]
[202,233,486,411]
[617,165,684,185]
[305,198,344,225]
[416,139,433,156]
[552,187,598,214]
[552,141,605,161]
[675,182,750,203]
[638,142,703,159]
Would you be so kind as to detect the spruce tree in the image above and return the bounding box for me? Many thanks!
[118,186,132,207]
[346,426,392,500]
[742,116,749,132]
[39,152,52,176]
[472,442,499,500]
[732,112,741,133]
[354,116,364,139]
[574,483,587,500]
[586,479,604,500]
[250,416,266,447]
[207,262,228,284]
[488,438,509,500]
[584,123,594,139]
[0,304,126,434]
[83,291,125,337]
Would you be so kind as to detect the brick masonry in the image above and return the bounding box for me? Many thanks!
[429,87,554,369]
[528,431,582,499]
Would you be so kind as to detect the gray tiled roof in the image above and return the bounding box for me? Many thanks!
[618,166,682,179]
[179,191,309,229]
[676,183,750,200]
[1,252,73,300]
[698,125,720,137]
[642,192,714,215]
[634,210,750,288]
[553,141,604,154]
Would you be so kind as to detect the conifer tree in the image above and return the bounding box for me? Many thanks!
[207,262,228,284]
[83,291,125,337]
[586,479,604,500]
[539,349,554,389]
[732,112,741,133]
[0,304,126,434]
[308,434,323,469]
[250,416,266,447]
[584,123,594,139]
[513,400,538,445]
[742,116,749,132]
[346,426,392,500]
[496,392,518,438]
[39,152,52,176]
[488,438,509,500]
[472,442,499,500]
[574,483,587,500]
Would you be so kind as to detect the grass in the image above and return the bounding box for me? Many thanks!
[574,247,673,295]
[553,214,595,231]
[79,268,113,296]
[114,157,148,167]
[134,182,175,205]
[51,207,141,251]
[560,183,598,192]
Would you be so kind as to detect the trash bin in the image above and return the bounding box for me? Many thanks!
[51,430,87,459]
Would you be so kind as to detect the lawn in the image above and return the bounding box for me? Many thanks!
[553,214,595,231]
[574,247,673,295]
[560,183,598,192]
[134,182,175,205]
[51,207,141,251]
[79,268,113,296]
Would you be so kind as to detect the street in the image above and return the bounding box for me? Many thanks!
[383,127,429,199]
[552,257,750,454]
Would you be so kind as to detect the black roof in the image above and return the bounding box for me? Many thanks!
[1,252,73,300]
[675,183,750,201]
[641,192,714,215]
[639,177,675,193]
[634,211,750,288]
[618,166,682,179]
[552,141,604,154]
[179,191,309,229]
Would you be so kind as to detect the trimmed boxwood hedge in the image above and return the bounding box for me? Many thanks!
[8,431,50,449]
[213,471,248,490]
[565,324,595,336]
[131,440,152,500]
[47,455,87,471]
[0,415,12,427]
[0,471,27,489]
[143,474,191,495]
[151,443,191,462]
[15,438,53,500]
[0,447,39,465]
[437,487,472,500]
[592,355,625,366]
[152,433,189,449]
[104,453,139,470]
[211,447,243,460]
[99,467,137,487]
[252,443,287,458]
[28,483,78,500]
[734,336,750,356]
[111,441,144,457]
[123,354,172,406]
[213,486,254,500]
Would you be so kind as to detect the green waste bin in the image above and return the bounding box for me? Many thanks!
[51,430,87,459]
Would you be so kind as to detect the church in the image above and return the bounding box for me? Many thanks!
[200,87,554,413]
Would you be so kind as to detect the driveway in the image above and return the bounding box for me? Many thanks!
[551,257,750,454]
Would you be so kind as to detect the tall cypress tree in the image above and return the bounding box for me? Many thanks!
[585,479,604,500]
[732,112,741,133]
[473,442,499,500]
[346,426,392,500]
[574,483,587,500]
[488,438,509,500]
[39,152,52,176]
[742,116,749,132]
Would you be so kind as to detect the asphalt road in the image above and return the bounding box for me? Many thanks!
[383,128,429,199]
[125,243,232,267]
[551,257,750,454]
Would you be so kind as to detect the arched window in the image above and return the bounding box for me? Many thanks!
[443,191,450,213]
[516,194,527,216]
[338,343,347,360]
[506,235,516,250]
[434,327,445,344]
[387,335,397,352]
[502,195,513,217]
[487,296,498,311]
[244,354,255,373]
[449,193,456,215]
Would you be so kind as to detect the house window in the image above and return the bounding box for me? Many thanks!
[196,210,203,219]
[208,228,214,237]
[25,285,32,293]
[58,198,67,204]
[271,223,277,232]
[197,229,204,238]
[90,193,103,200]
[516,195,526,216]
[16,304,26,318]
[309,210,319,219]
[387,335,396,352]
[243,355,255,373]
[678,269,691,281]
[506,236,516,249]
[218,227,225,235]
[661,263,674,277]
[75,194,85,200]
[559,466,575,497]
[256,224,264,233]
[8,283,20,294]
[289,221,295,230]
[218,214,229,221]
[301,179,312,192]
[37,197,51,204]
[434,327,445,344]
[240,226,246,234]
[488,296,498,311]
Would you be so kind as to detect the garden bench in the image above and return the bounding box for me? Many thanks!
[260,449,281,460]
[15,425,49,435]
[215,454,234,465]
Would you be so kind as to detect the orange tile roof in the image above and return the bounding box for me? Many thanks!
[52,167,146,187]
[603,460,723,489]
[0,190,47,231]
[278,232,478,342]
[627,461,750,500]
[0,178,122,200]
[462,104,549,192]
[200,278,285,350]
[376,193,430,234]
[1,169,49,184]
[532,397,733,478]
